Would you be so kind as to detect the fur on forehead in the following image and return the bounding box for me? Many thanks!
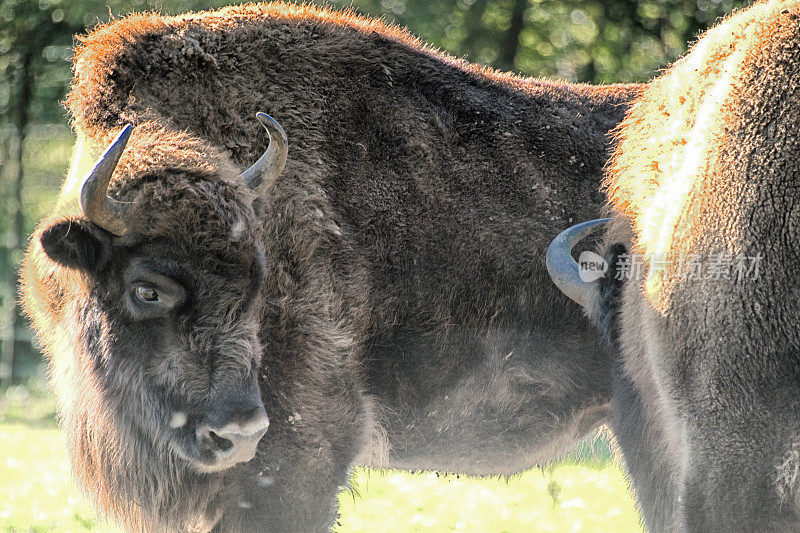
[103,122,259,260]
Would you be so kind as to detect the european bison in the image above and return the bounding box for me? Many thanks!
[21,3,639,531]
[548,0,800,530]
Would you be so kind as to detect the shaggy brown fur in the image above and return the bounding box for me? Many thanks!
[592,0,800,529]
[22,3,640,531]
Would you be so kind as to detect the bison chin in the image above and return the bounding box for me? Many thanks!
[68,373,271,530]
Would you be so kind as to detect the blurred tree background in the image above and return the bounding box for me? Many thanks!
[0,0,748,386]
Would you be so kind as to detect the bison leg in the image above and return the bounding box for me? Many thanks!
[611,359,681,531]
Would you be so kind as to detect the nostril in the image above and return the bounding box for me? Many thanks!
[208,430,233,452]
[194,406,268,462]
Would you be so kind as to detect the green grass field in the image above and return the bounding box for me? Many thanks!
[0,381,643,532]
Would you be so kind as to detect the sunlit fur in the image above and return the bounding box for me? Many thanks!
[591,0,800,530]
[22,3,641,531]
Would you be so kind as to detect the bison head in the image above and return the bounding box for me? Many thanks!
[21,114,287,528]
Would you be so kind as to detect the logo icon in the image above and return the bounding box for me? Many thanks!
[578,251,608,282]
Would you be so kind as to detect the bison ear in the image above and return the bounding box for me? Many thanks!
[39,219,111,272]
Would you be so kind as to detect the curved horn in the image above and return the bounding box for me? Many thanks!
[239,112,288,196]
[79,124,134,236]
[546,218,610,307]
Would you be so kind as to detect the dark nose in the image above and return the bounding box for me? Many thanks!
[196,406,269,468]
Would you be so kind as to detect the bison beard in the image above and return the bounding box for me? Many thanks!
[21,3,640,532]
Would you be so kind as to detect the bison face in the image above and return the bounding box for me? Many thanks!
[38,215,270,475]
[120,254,270,474]
[20,116,288,527]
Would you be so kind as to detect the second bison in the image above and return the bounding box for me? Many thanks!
[549,0,800,530]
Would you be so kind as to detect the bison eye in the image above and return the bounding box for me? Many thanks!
[135,285,159,303]
[124,260,187,319]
